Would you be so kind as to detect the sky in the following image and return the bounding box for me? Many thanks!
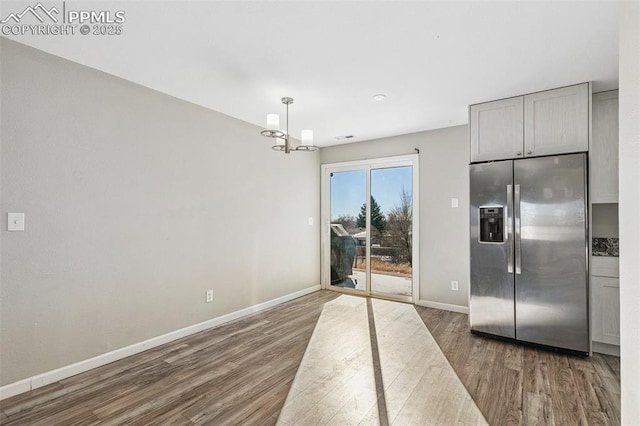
[330,166,412,220]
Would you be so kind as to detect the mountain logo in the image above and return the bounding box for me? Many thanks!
[1,3,60,24]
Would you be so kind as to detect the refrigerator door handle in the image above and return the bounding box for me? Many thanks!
[514,184,522,274]
[506,184,513,273]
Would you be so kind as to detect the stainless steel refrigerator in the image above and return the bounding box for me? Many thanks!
[469,153,589,354]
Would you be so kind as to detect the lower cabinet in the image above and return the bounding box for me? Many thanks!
[592,276,620,345]
[591,257,620,350]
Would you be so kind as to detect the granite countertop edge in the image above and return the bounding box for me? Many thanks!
[592,237,619,257]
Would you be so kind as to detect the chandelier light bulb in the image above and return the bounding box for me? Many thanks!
[301,130,314,146]
[267,114,280,131]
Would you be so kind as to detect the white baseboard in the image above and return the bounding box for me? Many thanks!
[416,299,469,314]
[592,341,620,357]
[0,284,321,401]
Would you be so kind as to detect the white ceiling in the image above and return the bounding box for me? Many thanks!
[1,1,619,147]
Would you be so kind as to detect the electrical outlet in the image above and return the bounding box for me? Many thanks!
[451,281,459,291]
[205,290,213,303]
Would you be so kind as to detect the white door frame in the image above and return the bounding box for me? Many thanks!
[321,154,419,304]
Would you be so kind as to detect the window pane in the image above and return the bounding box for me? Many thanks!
[330,170,366,292]
[370,166,413,297]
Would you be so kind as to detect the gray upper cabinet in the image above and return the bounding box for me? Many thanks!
[590,90,619,203]
[470,83,590,163]
[524,83,590,157]
[470,96,524,163]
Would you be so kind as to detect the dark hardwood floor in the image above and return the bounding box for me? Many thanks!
[0,291,341,425]
[0,290,620,425]
[415,305,621,426]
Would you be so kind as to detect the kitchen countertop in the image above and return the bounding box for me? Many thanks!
[592,237,619,257]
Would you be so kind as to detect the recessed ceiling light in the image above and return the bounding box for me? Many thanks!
[372,94,386,101]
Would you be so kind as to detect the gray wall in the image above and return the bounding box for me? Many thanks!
[0,39,320,386]
[320,126,470,308]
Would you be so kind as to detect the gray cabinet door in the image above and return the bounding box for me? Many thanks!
[524,83,590,157]
[591,257,620,346]
[592,275,620,346]
[591,90,619,203]
[470,96,524,163]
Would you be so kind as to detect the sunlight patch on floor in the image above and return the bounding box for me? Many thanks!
[277,295,487,425]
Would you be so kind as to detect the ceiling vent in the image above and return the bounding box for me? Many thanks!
[335,135,355,141]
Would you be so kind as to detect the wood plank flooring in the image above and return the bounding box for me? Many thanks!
[276,295,486,425]
[1,290,620,425]
[0,291,341,425]
[415,305,621,426]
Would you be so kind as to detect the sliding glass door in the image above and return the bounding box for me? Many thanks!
[370,166,413,298]
[329,169,367,293]
[321,155,418,303]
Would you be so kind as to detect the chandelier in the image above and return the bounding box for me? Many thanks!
[260,97,318,153]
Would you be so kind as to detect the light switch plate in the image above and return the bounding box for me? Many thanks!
[307,217,314,225]
[7,213,25,231]
[451,198,459,208]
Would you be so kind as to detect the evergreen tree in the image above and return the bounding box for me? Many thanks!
[357,196,386,232]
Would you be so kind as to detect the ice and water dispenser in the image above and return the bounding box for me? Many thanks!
[479,206,504,243]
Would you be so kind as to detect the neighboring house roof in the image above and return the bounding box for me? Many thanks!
[352,230,366,240]
[330,223,350,237]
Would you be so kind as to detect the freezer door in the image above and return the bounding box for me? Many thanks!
[470,161,515,338]
[514,153,589,353]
